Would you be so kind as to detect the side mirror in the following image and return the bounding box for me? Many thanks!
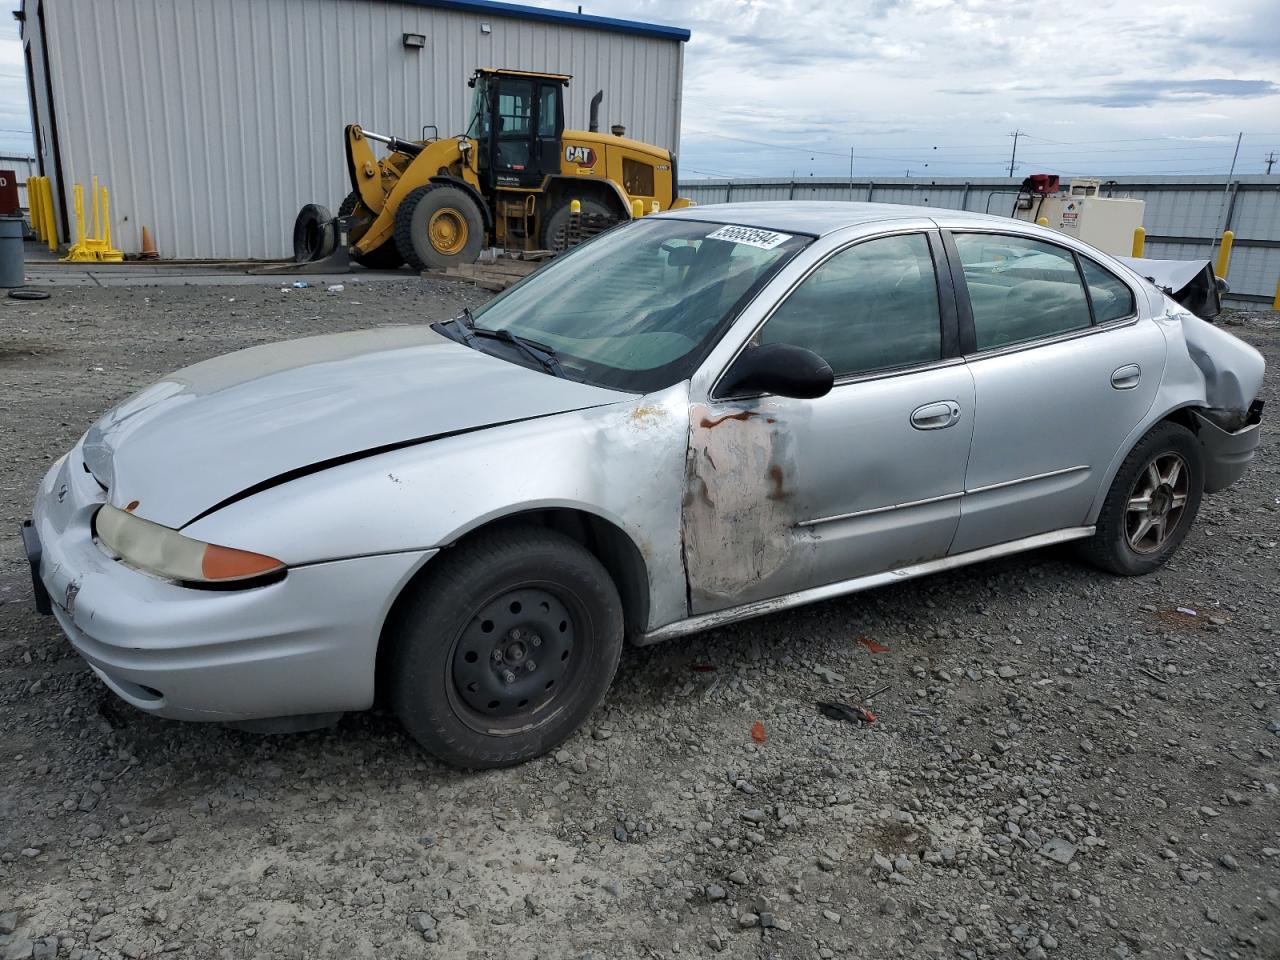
[718,343,834,400]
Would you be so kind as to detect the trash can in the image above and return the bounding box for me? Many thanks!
[0,215,25,288]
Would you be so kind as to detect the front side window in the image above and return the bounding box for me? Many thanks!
[757,233,942,378]
[954,233,1092,350]
[463,219,811,392]
[1080,257,1136,323]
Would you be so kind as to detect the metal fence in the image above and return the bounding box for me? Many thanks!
[681,176,1280,305]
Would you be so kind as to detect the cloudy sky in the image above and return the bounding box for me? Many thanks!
[2,0,1277,180]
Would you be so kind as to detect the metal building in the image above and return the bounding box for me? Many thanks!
[18,0,689,259]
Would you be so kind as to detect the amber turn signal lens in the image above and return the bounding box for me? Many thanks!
[201,544,286,582]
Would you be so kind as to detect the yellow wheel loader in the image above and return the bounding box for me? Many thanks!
[293,68,691,270]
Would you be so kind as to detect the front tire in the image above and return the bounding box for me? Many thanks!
[1084,421,1204,576]
[393,184,486,270]
[542,198,614,251]
[338,192,404,269]
[389,527,624,769]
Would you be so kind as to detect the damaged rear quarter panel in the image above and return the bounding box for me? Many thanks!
[184,385,692,633]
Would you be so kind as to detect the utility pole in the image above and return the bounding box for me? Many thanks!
[1266,151,1278,175]
[849,146,855,199]
[1210,132,1244,263]
[1007,130,1022,178]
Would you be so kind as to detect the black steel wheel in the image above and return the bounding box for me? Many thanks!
[338,192,404,269]
[389,526,623,768]
[1084,421,1204,576]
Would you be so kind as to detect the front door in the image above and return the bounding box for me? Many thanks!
[944,229,1165,553]
[683,229,976,614]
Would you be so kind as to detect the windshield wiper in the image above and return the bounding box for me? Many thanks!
[472,326,567,378]
[438,309,566,378]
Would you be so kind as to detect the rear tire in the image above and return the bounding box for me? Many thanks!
[393,184,485,270]
[389,526,624,769]
[542,198,613,251]
[1084,421,1204,576]
[338,192,404,269]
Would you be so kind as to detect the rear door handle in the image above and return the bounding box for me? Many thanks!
[911,400,961,430]
[1111,363,1141,390]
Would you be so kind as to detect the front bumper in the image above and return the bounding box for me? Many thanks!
[29,445,435,722]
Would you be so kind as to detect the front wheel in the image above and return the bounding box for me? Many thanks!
[393,184,486,270]
[389,527,624,768]
[1084,421,1204,576]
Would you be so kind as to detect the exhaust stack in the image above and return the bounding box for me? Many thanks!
[588,90,604,132]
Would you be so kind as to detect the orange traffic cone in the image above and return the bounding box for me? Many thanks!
[139,226,159,260]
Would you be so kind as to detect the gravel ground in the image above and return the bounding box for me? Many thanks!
[0,279,1277,960]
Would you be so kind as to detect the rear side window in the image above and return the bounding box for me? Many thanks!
[1080,257,1136,323]
[758,233,942,378]
[954,233,1092,350]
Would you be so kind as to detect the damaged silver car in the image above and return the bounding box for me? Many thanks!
[24,203,1264,768]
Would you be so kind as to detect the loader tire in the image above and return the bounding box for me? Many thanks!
[338,192,404,270]
[292,203,335,263]
[394,184,485,270]
[542,198,614,252]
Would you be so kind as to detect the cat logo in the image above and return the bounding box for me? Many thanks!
[564,145,597,166]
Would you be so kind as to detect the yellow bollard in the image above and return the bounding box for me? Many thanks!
[630,198,644,219]
[42,179,57,251]
[90,175,101,247]
[1131,226,1145,258]
[1036,216,1048,226]
[1215,230,1233,279]
[98,187,123,262]
[29,177,43,242]
[1273,276,1280,312]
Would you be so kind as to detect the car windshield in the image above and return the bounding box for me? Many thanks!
[465,218,811,392]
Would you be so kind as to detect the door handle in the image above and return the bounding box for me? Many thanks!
[1111,364,1141,390]
[911,401,961,430]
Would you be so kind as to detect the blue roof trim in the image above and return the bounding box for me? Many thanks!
[398,0,691,41]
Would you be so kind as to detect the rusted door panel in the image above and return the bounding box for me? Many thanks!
[683,364,976,614]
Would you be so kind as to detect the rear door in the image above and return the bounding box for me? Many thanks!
[942,227,1165,553]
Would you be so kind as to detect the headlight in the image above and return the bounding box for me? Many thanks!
[95,504,285,585]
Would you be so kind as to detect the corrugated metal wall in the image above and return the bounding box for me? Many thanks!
[28,0,684,259]
[684,176,1280,303]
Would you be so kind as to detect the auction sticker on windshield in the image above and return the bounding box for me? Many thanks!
[705,225,793,250]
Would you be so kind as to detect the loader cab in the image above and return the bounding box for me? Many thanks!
[469,69,568,190]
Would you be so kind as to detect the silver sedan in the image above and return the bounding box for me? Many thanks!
[24,203,1265,767]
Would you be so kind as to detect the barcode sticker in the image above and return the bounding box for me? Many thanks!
[705,225,792,249]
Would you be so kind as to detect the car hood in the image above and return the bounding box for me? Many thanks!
[82,325,631,528]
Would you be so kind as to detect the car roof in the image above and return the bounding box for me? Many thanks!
[659,201,1011,236]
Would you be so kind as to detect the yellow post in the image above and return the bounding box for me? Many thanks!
[74,184,86,246]
[1131,226,1145,258]
[1273,276,1280,312]
[90,175,101,244]
[98,187,123,262]
[42,179,57,251]
[1036,216,1048,226]
[630,198,644,219]
[1215,230,1234,279]
[28,177,43,242]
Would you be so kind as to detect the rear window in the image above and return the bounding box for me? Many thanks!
[1080,257,1136,323]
